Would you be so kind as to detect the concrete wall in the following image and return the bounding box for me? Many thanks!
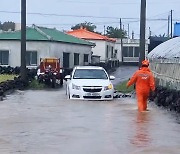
[149,60,180,90]
[49,42,92,68]
[89,40,116,63]
[0,40,92,68]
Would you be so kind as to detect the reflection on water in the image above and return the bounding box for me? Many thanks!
[130,111,152,148]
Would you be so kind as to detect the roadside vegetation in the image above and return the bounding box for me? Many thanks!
[28,79,45,89]
[115,80,134,93]
[0,74,17,83]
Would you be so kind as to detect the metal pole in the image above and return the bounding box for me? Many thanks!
[139,0,146,67]
[21,0,27,81]
[120,18,123,63]
[170,10,173,38]
[168,14,170,37]
[104,25,106,35]
[149,27,151,37]
[128,24,130,38]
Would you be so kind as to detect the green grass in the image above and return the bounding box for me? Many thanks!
[28,79,46,89]
[115,80,135,93]
[0,74,17,83]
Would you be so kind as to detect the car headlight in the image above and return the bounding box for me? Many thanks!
[72,83,81,90]
[104,84,113,91]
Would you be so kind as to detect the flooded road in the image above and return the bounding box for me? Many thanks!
[0,66,180,154]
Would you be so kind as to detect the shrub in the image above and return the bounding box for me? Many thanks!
[115,80,134,93]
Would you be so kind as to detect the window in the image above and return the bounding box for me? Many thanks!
[84,54,89,62]
[129,47,133,57]
[26,51,37,66]
[123,47,128,57]
[0,50,9,65]
[134,47,139,57]
[123,47,140,57]
[73,69,108,79]
[74,53,79,65]
[114,49,117,58]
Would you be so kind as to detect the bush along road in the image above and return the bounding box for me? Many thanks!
[149,86,180,113]
[0,67,37,100]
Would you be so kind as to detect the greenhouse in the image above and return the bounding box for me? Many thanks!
[148,36,180,61]
[147,37,180,90]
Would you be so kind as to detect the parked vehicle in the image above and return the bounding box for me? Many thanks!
[37,58,64,87]
[65,66,115,100]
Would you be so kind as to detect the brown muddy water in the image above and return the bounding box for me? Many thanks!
[0,87,180,154]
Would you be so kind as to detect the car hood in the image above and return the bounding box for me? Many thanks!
[71,79,112,87]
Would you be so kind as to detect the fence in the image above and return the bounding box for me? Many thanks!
[149,59,180,90]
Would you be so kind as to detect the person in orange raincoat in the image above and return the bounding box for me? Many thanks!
[126,60,155,111]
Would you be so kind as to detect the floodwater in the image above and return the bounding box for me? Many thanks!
[0,66,180,154]
[0,88,180,154]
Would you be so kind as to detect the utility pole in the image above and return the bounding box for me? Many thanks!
[149,27,151,37]
[104,25,106,35]
[139,0,146,67]
[120,18,123,63]
[170,10,173,38]
[21,0,27,81]
[167,14,170,37]
[128,24,130,38]
[132,31,134,39]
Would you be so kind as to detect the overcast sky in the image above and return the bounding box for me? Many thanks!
[0,0,179,38]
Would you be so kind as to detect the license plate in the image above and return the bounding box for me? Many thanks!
[85,92,100,96]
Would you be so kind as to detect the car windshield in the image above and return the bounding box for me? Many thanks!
[73,69,108,79]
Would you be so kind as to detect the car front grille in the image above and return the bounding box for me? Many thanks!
[83,87,102,92]
[83,96,101,99]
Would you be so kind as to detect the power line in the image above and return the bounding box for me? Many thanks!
[0,10,180,21]
[48,0,180,5]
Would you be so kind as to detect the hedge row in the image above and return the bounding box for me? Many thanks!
[0,66,20,74]
[149,86,180,113]
[0,67,38,97]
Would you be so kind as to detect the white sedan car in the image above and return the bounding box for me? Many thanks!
[65,66,115,100]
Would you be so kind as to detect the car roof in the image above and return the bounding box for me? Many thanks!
[74,66,104,70]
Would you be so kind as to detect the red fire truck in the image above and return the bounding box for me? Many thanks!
[37,58,64,87]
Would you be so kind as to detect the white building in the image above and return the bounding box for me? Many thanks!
[0,25,94,68]
[67,28,118,65]
[115,38,149,65]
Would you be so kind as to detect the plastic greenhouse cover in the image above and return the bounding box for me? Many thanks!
[148,36,180,59]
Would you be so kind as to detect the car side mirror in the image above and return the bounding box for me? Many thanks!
[109,75,115,80]
[64,75,71,80]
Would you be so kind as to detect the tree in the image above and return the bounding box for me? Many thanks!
[106,26,127,38]
[0,22,2,30]
[71,21,96,32]
[0,21,15,31]
[2,21,15,31]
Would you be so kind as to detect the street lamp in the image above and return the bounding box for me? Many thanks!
[139,0,146,67]
[21,0,27,80]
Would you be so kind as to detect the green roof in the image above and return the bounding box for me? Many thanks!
[0,25,95,46]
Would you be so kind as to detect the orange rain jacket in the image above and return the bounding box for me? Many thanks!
[127,67,155,111]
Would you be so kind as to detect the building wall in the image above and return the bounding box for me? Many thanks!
[0,41,51,67]
[49,42,92,68]
[89,40,116,63]
[89,40,105,62]
[115,38,149,64]
[0,40,92,68]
